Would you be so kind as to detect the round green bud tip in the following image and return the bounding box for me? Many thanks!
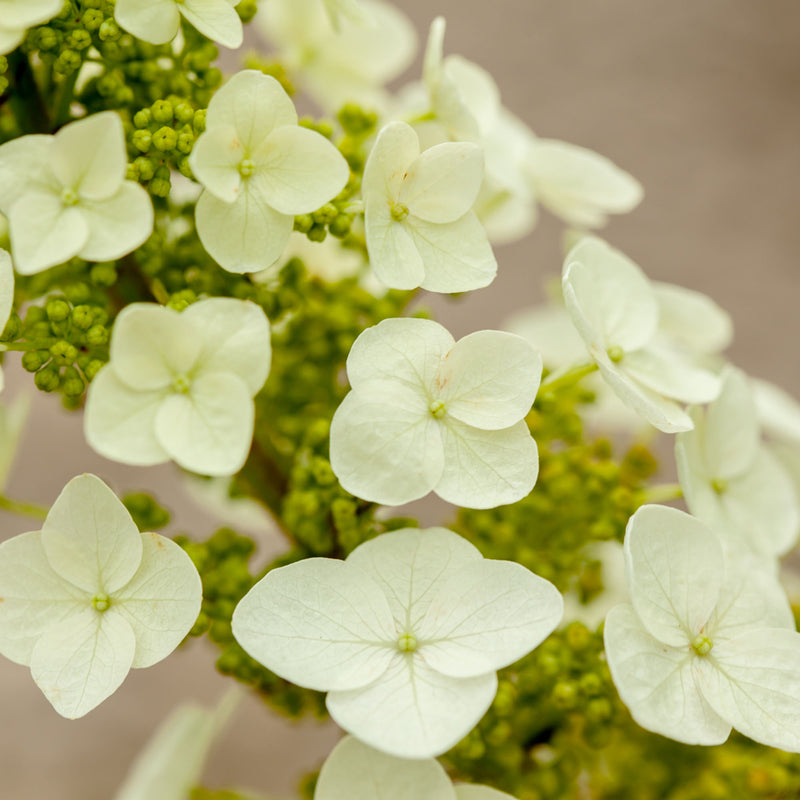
[61,188,79,207]
[172,375,191,394]
[390,202,410,222]
[397,633,417,652]
[711,477,728,494]
[607,345,625,363]
[429,399,446,419]
[238,158,255,178]
[691,634,713,656]
[92,594,111,612]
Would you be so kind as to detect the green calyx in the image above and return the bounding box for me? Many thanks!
[691,634,713,656]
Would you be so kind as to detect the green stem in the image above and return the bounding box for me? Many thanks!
[644,483,683,503]
[53,69,80,130]
[539,362,599,394]
[0,494,48,520]
[6,51,50,134]
[237,438,292,540]
[0,341,53,352]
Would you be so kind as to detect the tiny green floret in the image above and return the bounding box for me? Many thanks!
[397,633,418,652]
[92,594,111,612]
[711,477,728,494]
[429,399,446,419]
[691,634,713,656]
[61,188,79,207]
[172,375,192,394]
[390,202,410,222]
[238,159,255,178]
[607,345,625,363]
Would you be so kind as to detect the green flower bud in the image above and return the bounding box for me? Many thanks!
[50,340,78,364]
[81,9,104,31]
[36,28,60,52]
[293,214,313,234]
[84,359,105,381]
[35,367,60,392]
[312,204,338,225]
[54,50,82,77]
[1,313,21,342]
[151,99,174,123]
[177,130,195,154]
[21,350,51,373]
[133,155,156,181]
[132,129,152,153]
[133,109,151,129]
[66,30,92,51]
[62,367,85,398]
[173,102,194,124]
[98,19,121,42]
[307,224,327,243]
[152,125,178,152]
[329,214,352,238]
[86,324,109,346]
[45,298,71,323]
[89,263,117,287]
[192,109,206,134]
[71,305,94,331]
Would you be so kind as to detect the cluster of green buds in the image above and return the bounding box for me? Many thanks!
[0,56,8,96]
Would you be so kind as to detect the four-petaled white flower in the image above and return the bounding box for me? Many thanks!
[329,317,541,508]
[604,503,800,750]
[363,121,496,293]
[189,70,350,273]
[115,0,244,49]
[84,297,271,476]
[232,527,562,758]
[676,366,799,559]
[0,474,202,719]
[315,736,518,800]
[562,236,721,433]
[0,0,63,55]
[0,112,154,275]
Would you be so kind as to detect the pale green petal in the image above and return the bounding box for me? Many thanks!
[0,134,56,215]
[362,121,419,203]
[181,0,243,49]
[114,0,181,45]
[364,201,426,290]
[654,282,733,355]
[454,786,517,800]
[232,558,396,691]
[41,474,143,595]
[0,248,14,335]
[188,125,244,203]
[753,378,800,444]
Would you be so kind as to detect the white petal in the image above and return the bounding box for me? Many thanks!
[440,55,501,140]
[79,182,154,262]
[329,382,444,505]
[0,27,24,57]
[527,139,642,227]
[327,653,497,758]
[232,558,396,692]
[603,604,730,745]
[0,248,14,334]
[114,0,181,45]
[364,202,426,290]
[419,559,562,678]
[0,135,57,214]
[0,531,88,666]
[154,371,254,476]
[195,187,293,273]
[624,504,723,646]
[84,367,170,466]
[437,331,542,430]
[435,419,538,509]
[315,736,457,800]
[408,212,497,294]
[206,70,297,148]
[187,125,244,202]
[562,236,657,355]
[3,0,63,29]
[362,121,420,203]
[110,303,201,391]
[113,532,202,668]
[180,0,243,48]
[30,606,136,719]
[754,378,800,444]
[9,191,88,274]
[654,282,733,355]
[345,317,454,393]
[41,474,143,596]
[454,787,517,800]
[182,298,272,395]
[399,142,483,224]
[252,126,349,215]
[51,112,126,200]
[345,527,483,630]
[698,628,800,751]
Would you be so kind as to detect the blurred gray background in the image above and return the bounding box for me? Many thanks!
[2,1,799,797]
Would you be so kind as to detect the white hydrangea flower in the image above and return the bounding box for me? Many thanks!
[676,366,799,558]
[315,736,518,800]
[0,112,154,275]
[0,0,63,55]
[84,297,271,476]
[329,317,541,508]
[0,474,202,719]
[604,503,800,750]
[0,248,15,391]
[257,0,416,113]
[562,236,721,433]
[115,0,244,49]
[363,121,496,292]
[189,70,349,274]
[232,527,562,758]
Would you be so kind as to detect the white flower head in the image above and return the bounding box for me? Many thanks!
[189,70,350,274]
[562,236,721,433]
[85,297,271,476]
[115,0,244,49]
[329,317,542,508]
[0,474,202,718]
[604,503,800,751]
[258,0,416,113]
[315,736,518,800]
[753,377,800,445]
[676,366,799,558]
[363,121,496,293]
[0,112,154,275]
[233,527,562,758]
[0,0,63,55]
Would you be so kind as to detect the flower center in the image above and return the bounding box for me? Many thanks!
[61,188,80,206]
[691,634,713,656]
[92,594,111,612]
[429,399,446,419]
[397,633,418,652]
[607,345,624,363]
[711,477,728,494]
[172,375,191,393]
[390,202,409,222]
[238,158,256,178]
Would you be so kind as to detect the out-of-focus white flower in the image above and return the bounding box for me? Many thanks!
[676,366,799,558]
[115,0,244,49]
[321,0,372,29]
[0,0,62,55]
[562,236,721,433]
[189,70,349,274]
[0,248,14,392]
[233,527,562,758]
[0,474,202,718]
[257,0,416,113]
[329,317,541,508]
[605,504,800,751]
[363,121,496,292]
[0,112,154,275]
[0,390,31,488]
[85,298,271,476]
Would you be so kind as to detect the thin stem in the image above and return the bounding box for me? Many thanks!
[539,361,599,394]
[644,483,683,503]
[0,494,48,520]
[0,341,53,352]
[6,52,50,134]
[53,70,80,130]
